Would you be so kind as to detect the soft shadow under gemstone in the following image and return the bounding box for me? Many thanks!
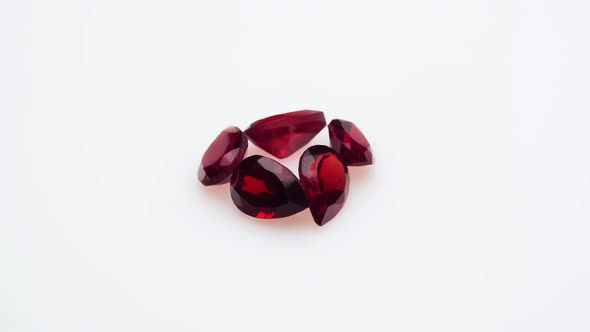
[299,145,349,226]
[328,119,373,166]
[198,126,248,186]
[244,110,326,159]
[230,155,309,219]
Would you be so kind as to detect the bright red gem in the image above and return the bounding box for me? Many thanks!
[230,155,309,219]
[299,145,349,226]
[244,110,326,159]
[328,119,373,166]
[198,126,248,186]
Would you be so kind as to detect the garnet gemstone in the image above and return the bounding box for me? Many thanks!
[198,126,248,186]
[299,145,349,226]
[244,110,326,159]
[328,119,373,166]
[230,155,309,219]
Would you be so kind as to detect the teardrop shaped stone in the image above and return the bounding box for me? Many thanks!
[230,155,309,219]
[244,110,326,159]
[328,119,373,166]
[299,145,349,226]
[198,126,248,186]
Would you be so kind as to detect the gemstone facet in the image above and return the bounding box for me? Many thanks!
[230,155,309,219]
[299,145,349,226]
[198,126,248,186]
[328,119,373,166]
[244,110,326,159]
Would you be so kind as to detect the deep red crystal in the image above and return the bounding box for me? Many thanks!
[328,119,373,166]
[230,155,309,219]
[244,110,326,159]
[198,126,248,186]
[299,145,349,226]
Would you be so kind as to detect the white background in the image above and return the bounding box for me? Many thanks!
[1,0,589,331]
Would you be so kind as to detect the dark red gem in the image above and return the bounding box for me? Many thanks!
[328,119,373,166]
[198,126,248,186]
[244,110,326,159]
[230,155,309,219]
[299,145,349,226]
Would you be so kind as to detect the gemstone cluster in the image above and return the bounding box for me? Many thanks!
[198,110,373,226]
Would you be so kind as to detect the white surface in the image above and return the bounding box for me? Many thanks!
[1,0,589,331]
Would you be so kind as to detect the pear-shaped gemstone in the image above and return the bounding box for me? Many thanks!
[198,126,248,186]
[244,110,326,159]
[230,155,309,219]
[328,119,373,166]
[299,145,349,225]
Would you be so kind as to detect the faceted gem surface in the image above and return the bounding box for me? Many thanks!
[328,119,373,166]
[244,110,326,159]
[198,126,248,186]
[230,155,309,219]
[299,145,349,226]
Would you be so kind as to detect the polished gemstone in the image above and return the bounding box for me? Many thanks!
[299,145,349,226]
[328,119,373,166]
[230,155,309,219]
[198,126,248,186]
[244,110,326,159]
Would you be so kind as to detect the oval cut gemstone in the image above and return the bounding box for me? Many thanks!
[198,126,248,186]
[230,155,309,219]
[244,110,326,159]
[299,145,349,226]
[328,119,373,166]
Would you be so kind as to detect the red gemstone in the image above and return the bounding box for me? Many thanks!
[230,155,309,219]
[299,145,349,226]
[198,126,248,186]
[328,119,373,166]
[244,110,326,159]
